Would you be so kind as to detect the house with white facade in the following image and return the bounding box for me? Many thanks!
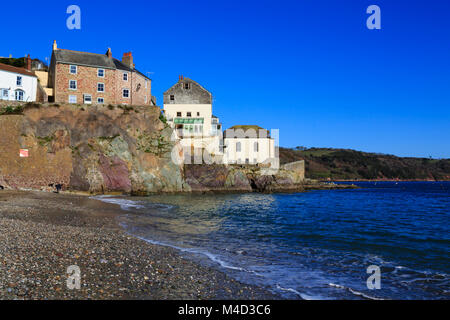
[0,55,37,102]
[223,125,276,165]
[163,76,223,162]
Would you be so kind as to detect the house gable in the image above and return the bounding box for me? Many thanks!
[163,77,212,105]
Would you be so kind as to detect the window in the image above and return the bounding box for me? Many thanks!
[236,142,241,152]
[98,69,105,77]
[253,158,257,164]
[83,94,92,104]
[2,89,8,99]
[184,82,190,90]
[15,90,24,101]
[16,76,22,86]
[245,158,249,164]
[187,112,191,117]
[97,97,104,104]
[69,80,77,90]
[176,112,182,117]
[197,112,200,116]
[97,83,105,92]
[123,72,128,81]
[69,95,77,104]
[123,89,129,98]
[70,65,77,74]
[170,95,174,101]
[254,142,259,152]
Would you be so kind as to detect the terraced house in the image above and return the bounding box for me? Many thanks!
[47,41,153,105]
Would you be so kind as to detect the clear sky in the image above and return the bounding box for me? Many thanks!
[1,0,449,158]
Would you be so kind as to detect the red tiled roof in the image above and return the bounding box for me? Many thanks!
[0,62,36,77]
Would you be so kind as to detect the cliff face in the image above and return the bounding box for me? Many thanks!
[0,104,186,193]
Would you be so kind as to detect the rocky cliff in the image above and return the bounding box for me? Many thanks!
[0,103,186,193]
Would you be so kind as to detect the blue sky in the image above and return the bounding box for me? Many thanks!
[1,0,449,158]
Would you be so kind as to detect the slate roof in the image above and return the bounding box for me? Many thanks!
[53,49,150,80]
[0,62,36,77]
[163,77,211,95]
[223,125,270,138]
[53,49,116,69]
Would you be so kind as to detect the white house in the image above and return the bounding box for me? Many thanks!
[163,76,223,161]
[0,56,37,102]
[223,125,276,165]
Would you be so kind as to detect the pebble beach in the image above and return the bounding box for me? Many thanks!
[0,191,278,300]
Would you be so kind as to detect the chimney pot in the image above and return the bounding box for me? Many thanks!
[106,48,112,58]
[52,40,57,51]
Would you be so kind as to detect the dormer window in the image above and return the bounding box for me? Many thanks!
[184,83,190,90]
[170,95,174,101]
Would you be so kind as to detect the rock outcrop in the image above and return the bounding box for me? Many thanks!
[184,161,306,193]
[0,103,186,193]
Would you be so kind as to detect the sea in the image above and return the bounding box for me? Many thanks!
[93,181,449,300]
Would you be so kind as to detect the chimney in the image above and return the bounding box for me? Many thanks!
[122,52,134,69]
[52,40,57,51]
[106,48,112,58]
[26,54,31,71]
[179,75,184,81]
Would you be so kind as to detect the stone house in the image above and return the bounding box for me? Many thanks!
[47,41,152,105]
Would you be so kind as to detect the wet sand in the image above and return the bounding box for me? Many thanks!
[0,191,279,300]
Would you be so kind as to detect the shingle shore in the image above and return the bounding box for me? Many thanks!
[0,191,279,300]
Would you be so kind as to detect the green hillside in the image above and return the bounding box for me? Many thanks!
[279,147,450,181]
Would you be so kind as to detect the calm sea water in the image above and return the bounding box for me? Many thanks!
[95,182,449,299]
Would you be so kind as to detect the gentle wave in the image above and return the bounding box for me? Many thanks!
[275,284,323,300]
[132,233,261,275]
[91,195,174,211]
[328,283,384,300]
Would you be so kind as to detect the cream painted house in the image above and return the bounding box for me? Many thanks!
[223,125,276,165]
[163,76,223,161]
